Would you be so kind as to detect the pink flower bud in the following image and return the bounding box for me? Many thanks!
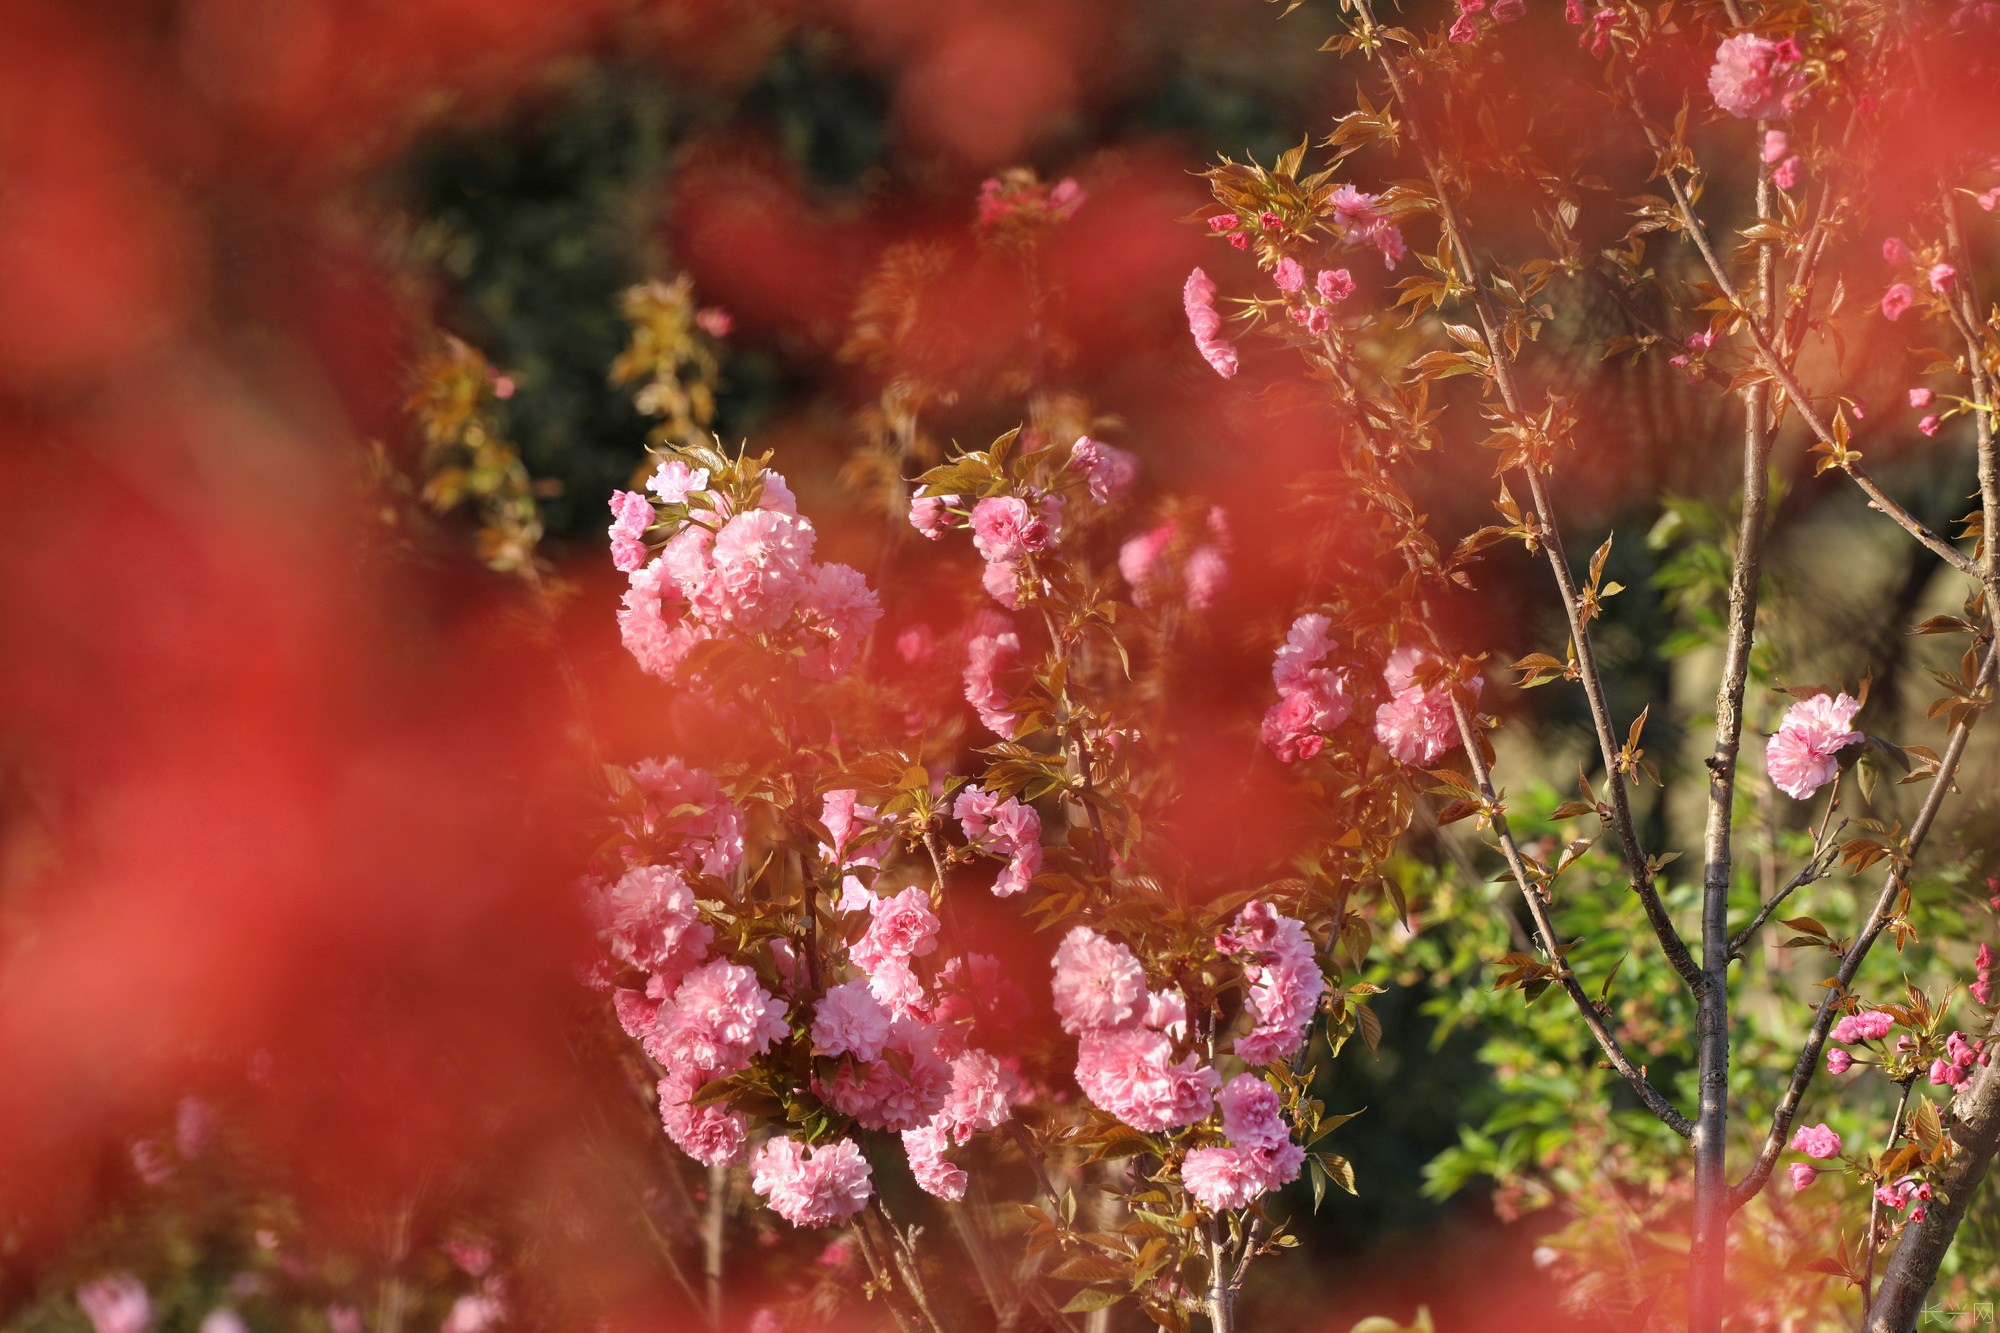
[1929,263,1958,292]
[1883,237,1912,264]
[1788,1162,1818,1191]
[1919,414,1942,437]
[1881,283,1917,320]
[1826,1047,1852,1074]
[1910,387,1935,408]
[1762,130,1790,164]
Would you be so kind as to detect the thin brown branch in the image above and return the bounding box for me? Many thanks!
[1730,640,1999,1210]
[1444,691,1694,1137]
[1363,14,1700,992]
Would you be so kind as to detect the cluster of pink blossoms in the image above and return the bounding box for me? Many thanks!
[1929,1030,1988,1089]
[1784,1121,1842,1191]
[1053,903,1320,1210]
[1375,648,1477,766]
[1974,940,1996,1007]
[1447,0,1525,46]
[975,173,1085,228]
[611,460,882,682]
[911,436,1136,611]
[1762,130,1804,192]
[963,611,1022,737]
[1218,900,1327,1065]
[1765,692,1863,800]
[1059,929,1220,1132]
[1261,631,1474,769]
[1260,614,1355,763]
[1263,254,1357,337]
[954,785,1043,896]
[1181,1076,1307,1210]
[1120,506,1230,613]
[1824,1007,1895,1075]
[1874,1173,1935,1224]
[750,1137,875,1228]
[1707,33,1808,120]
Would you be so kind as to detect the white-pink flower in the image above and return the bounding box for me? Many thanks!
[658,1069,749,1166]
[1075,1027,1219,1132]
[1707,33,1806,119]
[1765,692,1862,799]
[647,958,790,1075]
[646,459,710,504]
[1051,926,1147,1034]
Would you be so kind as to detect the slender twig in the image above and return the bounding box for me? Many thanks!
[1729,799,1845,958]
[1362,14,1700,991]
[1443,691,1694,1136]
[1631,97,1979,579]
[1858,1079,1917,1321]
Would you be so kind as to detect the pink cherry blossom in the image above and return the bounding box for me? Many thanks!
[1218,1075,1288,1148]
[694,306,733,338]
[1911,387,1935,408]
[77,1276,151,1333]
[970,496,1054,565]
[1930,262,1958,292]
[1919,414,1942,437]
[1773,156,1803,191]
[1208,213,1241,233]
[1316,269,1356,303]
[609,490,655,573]
[1765,692,1863,799]
[851,886,941,975]
[693,508,817,632]
[658,1070,749,1166]
[1074,1027,1220,1131]
[826,1020,952,1131]
[1826,1047,1853,1074]
[813,979,891,1062]
[1881,283,1917,320]
[751,1136,874,1227]
[938,1048,1016,1141]
[1884,237,1912,264]
[1071,436,1139,504]
[1788,1122,1841,1160]
[1273,257,1306,292]
[618,555,702,680]
[797,562,881,680]
[1707,33,1806,119]
[1329,186,1407,267]
[648,958,789,1075]
[1448,12,1479,41]
[1184,268,1240,378]
[1788,1163,1819,1191]
[646,459,710,504]
[1491,0,1524,20]
[1220,902,1326,1065]
[909,492,962,539]
[1373,647,1474,766]
[1762,130,1790,164]
[627,758,747,878]
[1051,926,1146,1034]
[594,863,713,986]
[902,1122,968,1201]
[964,613,1023,737]
[1830,1008,1896,1043]
[866,955,929,1020]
